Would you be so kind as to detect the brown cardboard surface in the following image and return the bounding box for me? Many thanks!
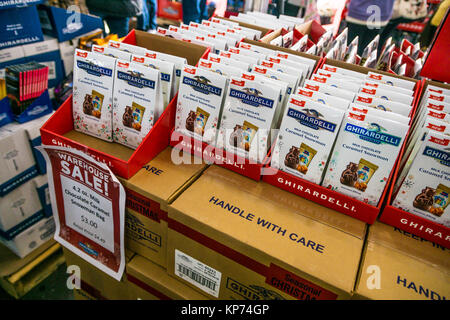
[167,166,367,300]
[355,222,449,300]
[242,38,321,65]
[133,30,207,66]
[213,17,271,37]
[63,130,134,161]
[63,247,135,300]
[260,28,283,43]
[127,254,209,300]
[119,147,207,207]
[0,239,56,278]
[118,147,207,269]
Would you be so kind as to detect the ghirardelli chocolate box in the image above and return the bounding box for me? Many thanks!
[217,76,281,163]
[73,49,115,141]
[112,60,162,149]
[322,112,409,206]
[167,166,367,300]
[394,132,450,228]
[175,65,228,145]
[271,95,345,185]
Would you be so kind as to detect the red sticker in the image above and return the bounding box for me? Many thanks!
[429,136,450,146]
[297,89,313,97]
[232,79,245,86]
[265,264,338,300]
[305,84,319,91]
[76,51,88,58]
[290,98,306,107]
[361,88,376,95]
[184,67,196,74]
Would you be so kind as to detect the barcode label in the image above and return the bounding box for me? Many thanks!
[174,249,221,297]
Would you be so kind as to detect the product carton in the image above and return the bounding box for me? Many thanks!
[127,254,209,300]
[118,147,207,269]
[0,216,54,258]
[167,166,367,300]
[63,247,135,300]
[0,122,38,196]
[355,222,449,300]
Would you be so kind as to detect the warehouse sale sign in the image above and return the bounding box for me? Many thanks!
[38,145,125,281]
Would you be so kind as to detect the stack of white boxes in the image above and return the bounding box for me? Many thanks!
[0,112,55,258]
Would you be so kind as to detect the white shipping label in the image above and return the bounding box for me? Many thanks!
[175,249,222,298]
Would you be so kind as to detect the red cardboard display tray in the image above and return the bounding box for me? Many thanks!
[40,30,210,179]
[380,80,450,249]
[170,127,264,181]
[262,60,423,224]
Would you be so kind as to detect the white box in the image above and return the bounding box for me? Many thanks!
[0,178,43,234]
[0,216,55,258]
[0,123,37,196]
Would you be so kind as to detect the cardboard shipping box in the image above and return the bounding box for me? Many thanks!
[355,222,449,300]
[63,247,135,300]
[127,254,209,300]
[118,147,207,269]
[167,166,367,300]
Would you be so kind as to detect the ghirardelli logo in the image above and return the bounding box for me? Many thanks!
[27,105,49,116]
[193,75,211,85]
[243,88,262,96]
[287,107,336,132]
[125,213,162,246]
[249,285,285,300]
[126,213,144,227]
[345,122,401,146]
[226,278,285,300]
[117,70,155,89]
[182,75,222,96]
[229,88,274,108]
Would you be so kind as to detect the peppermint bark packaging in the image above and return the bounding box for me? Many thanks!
[73,49,116,141]
[112,60,162,149]
[393,132,450,228]
[271,95,345,184]
[217,77,281,163]
[322,112,409,206]
[175,66,228,145]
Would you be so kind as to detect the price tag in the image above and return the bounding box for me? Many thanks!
[38,145,125,281]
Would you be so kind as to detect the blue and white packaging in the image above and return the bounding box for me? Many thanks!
[0,5,44,49]
[0,178,44,240]
[0,0,44,10]
[34,174,51,217]
[38,5,103,42]
[20,111,54,174]
[0,216,54,258]
[0,45,26,69]
[0,122,38,196]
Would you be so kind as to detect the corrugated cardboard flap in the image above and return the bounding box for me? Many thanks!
[119,147,207,205]
[367,222,450,271]
[126,254,209,300]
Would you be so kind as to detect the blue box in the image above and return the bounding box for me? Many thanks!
[0,5,44,49]
[39,5,103,42]
[0,0,44,10]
